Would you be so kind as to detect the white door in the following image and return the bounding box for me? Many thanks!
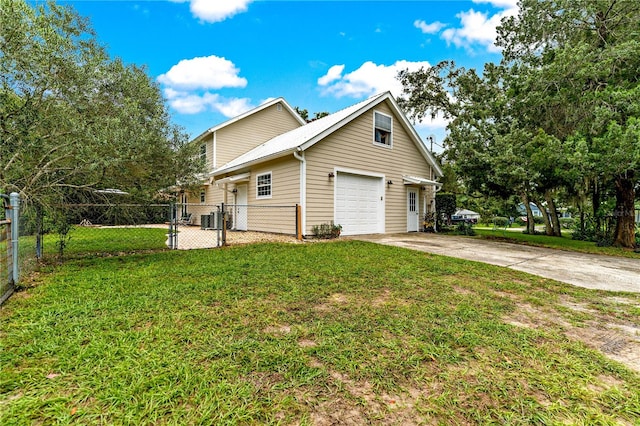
[407,188,419,232]
[235,185,248,231]
[335,172,384,235]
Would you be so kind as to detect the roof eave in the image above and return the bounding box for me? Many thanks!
[211,149,297,178]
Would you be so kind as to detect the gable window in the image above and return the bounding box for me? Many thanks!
[374,111,392,147]
[200,144,207,163]
[256,172,272,199]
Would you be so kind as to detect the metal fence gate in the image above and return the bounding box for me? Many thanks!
[1,193,20,305]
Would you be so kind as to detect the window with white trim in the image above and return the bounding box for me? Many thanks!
[200,144,207,163]
[374,111,392,147]
[256,172,272,199]
[199,190,206,204]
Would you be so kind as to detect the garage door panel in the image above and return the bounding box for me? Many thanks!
[335,173,383,235]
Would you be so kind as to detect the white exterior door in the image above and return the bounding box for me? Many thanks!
[407,188,419,232]
[335,172,384,235]
[235,184,248,231]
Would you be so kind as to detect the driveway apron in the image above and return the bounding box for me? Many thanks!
[352,233,640,293]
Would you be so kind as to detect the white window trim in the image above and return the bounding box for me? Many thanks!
[256,171,272,199]
[199,190,206,204]
[373,110,393,149]
[200,143,207,161]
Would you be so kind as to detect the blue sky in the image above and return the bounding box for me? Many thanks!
[57,0,517,150]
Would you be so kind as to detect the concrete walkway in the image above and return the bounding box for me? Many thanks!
[353,233,640,293]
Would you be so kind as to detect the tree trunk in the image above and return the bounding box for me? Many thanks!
[521,193,536,234]
[535,200,553,236]
[592,178,602,238]
[545,191,562,237]
[612,172,636,248]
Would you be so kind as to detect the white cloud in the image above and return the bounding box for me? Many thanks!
[472,0,518,9]
[318,60,431,98]
[163,89,254,117]
[414,19,446,34]
[317,64,345,86]
[171,0,253,23]
[413,112,451,135]
[213,97,253,117]
[157,55,247,90]
[440,3,518,52]
[159,55,253,116]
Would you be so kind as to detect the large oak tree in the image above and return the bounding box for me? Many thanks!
[399,0,639,247]
[1,0,202,211]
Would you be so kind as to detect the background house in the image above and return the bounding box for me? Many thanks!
[452,209,480,223]
[184,92,443,236]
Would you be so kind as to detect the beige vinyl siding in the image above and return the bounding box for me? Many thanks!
[183,185,225,226]
[305,100,434,234]
[215,103,303,168]
[215,156,300,234]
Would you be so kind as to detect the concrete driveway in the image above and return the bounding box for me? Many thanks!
[352,233,640,293]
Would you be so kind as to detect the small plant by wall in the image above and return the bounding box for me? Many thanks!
[311,222,342,239]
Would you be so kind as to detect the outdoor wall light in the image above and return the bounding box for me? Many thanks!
[232,188,238,194]
[387,180,393,186]
[328,172,335,179]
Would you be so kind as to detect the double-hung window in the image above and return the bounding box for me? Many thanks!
[374,111,392,147]
[200,144,207,163]
[256,172,272,199]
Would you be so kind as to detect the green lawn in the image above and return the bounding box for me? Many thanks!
[1,241,639,424]
[41,226,169,258]
[474,227,640,259]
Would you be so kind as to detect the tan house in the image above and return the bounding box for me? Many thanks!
[184,92,443,236]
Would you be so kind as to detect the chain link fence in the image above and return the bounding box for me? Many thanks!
[172,203,300,249]
[0,214,12,304]
[1,200,300,304]
[30,204,173,260]
[2,193,38,305]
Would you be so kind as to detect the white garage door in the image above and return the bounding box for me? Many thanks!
[335,172,384,235]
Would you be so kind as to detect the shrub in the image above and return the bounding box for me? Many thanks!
[311,222,342,239]
[455,221,476,236]
[492,217,510,228]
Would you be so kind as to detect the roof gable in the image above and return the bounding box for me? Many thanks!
[212,92,443,177]
[191,97,305,143]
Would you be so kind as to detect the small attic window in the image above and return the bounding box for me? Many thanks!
[276,104,282,111]
[374,111,392,147]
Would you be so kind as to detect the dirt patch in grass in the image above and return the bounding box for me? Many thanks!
[264,324,292,335]
[307,357,425,425]
[503,298,640,373]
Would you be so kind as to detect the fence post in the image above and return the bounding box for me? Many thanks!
[9,193,19,284]
[296,204,302,241]
[168,202,176,249]
[221,203,226,246]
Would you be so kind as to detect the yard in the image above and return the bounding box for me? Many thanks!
[1,235,639,424]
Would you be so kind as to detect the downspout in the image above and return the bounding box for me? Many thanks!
[212,131,217,169]
[293,148,306,236]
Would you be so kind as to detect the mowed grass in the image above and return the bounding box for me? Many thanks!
[43,227,169,257]
[474,228,640,259]
[1,240,640,424]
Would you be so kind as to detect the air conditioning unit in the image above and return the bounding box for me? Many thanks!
[201,212,223,230]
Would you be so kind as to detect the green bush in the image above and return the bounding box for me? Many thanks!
[455,221,476,236]
[492,217,510,228]
[311,222,342,239]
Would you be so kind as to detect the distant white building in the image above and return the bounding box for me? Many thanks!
[452,209,480,223]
